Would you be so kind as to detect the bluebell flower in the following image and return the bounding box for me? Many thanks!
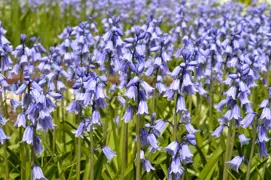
[225,86,237,100]
[212,125,224,137]
[185,123,199,134]
[258,126,269,142]
[152,119,166,136]
[139,128,149,146]
[75,122,86,137]
[66,100,82,114]
[142,159,155,172]
[178,143,193,164]
[122,107,134,123]
[164,141,179,156]
[137,100,148,115]
[10,99,22,110]
[225,156,244,172]
[0,114,7,125]
[32,165,47,180]
[147,133,159,152]
[259,99,269,108]
[214,99,227,112]
[117,96,126,107]
[230,104,242,120]
[184,134,196,145]
[139,150,155,172]
[91,110,101,126]
[21,125,34,144]
[170,157,184,175]
[0,127,10,144]
[34,136,43,154]
[238,134,250,146]
[258,141,269,158]
[102,146,117,162]
[15,83,27,95]
[240,113,256,128]
[176,95,186,113]
[37,116,54,132]
[14,113,26,128]
[260,107,271,121]
[125,85,137,101]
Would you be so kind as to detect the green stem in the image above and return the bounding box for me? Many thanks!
[19,68,26,180]
[136,113,141,180]
[222,121,235,180]
[90,126,94,180]
[245,118,257,180]
[76,113,81,180]
[3,140,9,179]
[136,81,141,180]
[31,124,37,178]
[103,52,112,146]
[20,127,26,180]
[246,86,259,180]
[121,66,131,180]
[121,121,128,180]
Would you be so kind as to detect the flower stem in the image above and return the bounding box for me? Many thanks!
[222,120,235,180]
[246,87,258,180]
[121,67,131,180]
[19,70,26,180]
[31,124,37,178]
[19,127,26,180]
[76,113,81,180]
[104,52,112,148]
[121,121,128,180]
[90,125,94,180]
[136,113,141,180]
[3,140,9,179]
[136,82,141,180]
[245,117,257,180]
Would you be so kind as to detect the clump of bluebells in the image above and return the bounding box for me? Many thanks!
[0,21,12,144]
[3,1,271,180]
